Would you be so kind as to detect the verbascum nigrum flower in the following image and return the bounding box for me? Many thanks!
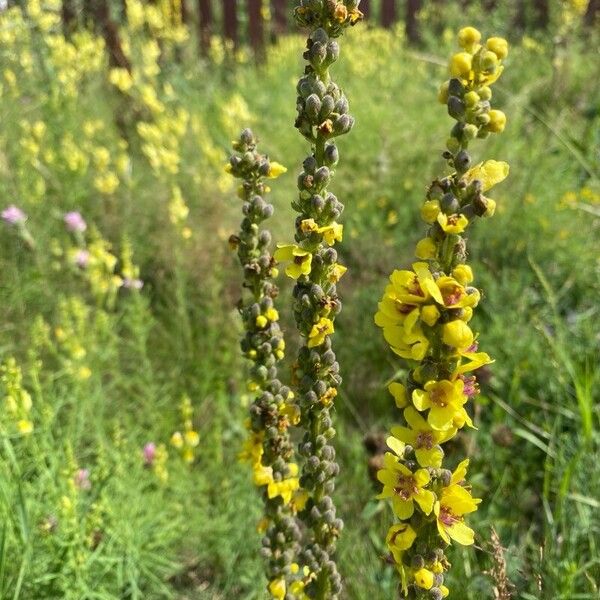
[226,129,305,599]
[273,3,362,598]
[374,27,510,598]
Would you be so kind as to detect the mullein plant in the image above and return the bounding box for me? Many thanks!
[226,129,306,599]
[374,27,510,598]
[272,2,362,598]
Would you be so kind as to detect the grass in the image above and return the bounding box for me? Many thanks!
[0,3,599,599]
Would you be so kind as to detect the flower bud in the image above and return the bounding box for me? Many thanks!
[305,94,322,120]
[449,52,472,79]
[487,109,506,133]
[323,143,339,166]
[447,97,465,119]
[486,36,508,60]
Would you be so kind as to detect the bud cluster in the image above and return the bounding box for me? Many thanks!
[270,4,362,598]
[374,27,510,598]
[226,129,303,596]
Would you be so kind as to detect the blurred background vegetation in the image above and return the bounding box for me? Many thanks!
[0,0,598,598]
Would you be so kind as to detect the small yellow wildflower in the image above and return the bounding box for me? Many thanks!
[435,460,481,545]
[273,245,312,279]
[412,379,470,431]
[388,382,408,408]
[487,109,507,133]
[442,319,474,351]
[414,568,435,590]
[267,162,287,178]
[391,406,457,467]
[486,37,508,60]
[437,213,469,234]
[465,160,509,191]
[377,455,435,519]
[307,317,334,348]
[449,52,472,79]
[386,522,417,563]
[268,578,286,600]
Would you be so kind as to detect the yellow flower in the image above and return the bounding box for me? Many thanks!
[420,305,440,327]
[388,382,408,408]
[457,26,481,51]
[486,37,508,60]
[421,199,440,223]
[452,264,473,285]
[17,419,34,435]
[412,379,471,431]
[170,431,184,449]
[437,213,469,234]
[300,218,319,233]
[267,161,287,179]
[334,4,348,22]
[415,237,437,259]
[108,68,133,92]
[464,160,509,192]
[318,222,343,245]
[435,460,481,545]
[414,568,434,590]
[449,52,472,79]
[184,430,199,447]
[268,578,286,599]
[454,351,493,375]
[273,245,312,279]
[328,263,347,283]
[442,319,474,351]
[256,315,268,328]
[488,110,507,133]
[386,522,417,563]
[377,454,435,519]
[435,276,479,309]
[391,406,457,467]
[307,317,334,348]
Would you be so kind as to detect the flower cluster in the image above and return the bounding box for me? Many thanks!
[170,395,200,464]
[272,3,362,598]
[1,357,34,436]
[374,27,509,598]
[226,128,304,598]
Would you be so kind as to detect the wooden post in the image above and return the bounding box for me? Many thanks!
[272,0,287,33]
[405,0,421,45]
[247,0,264,57]
[223,0,238,47]
[381,0,396,28]
[198,0,212,54]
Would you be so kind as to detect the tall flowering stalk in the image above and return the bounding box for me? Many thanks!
[226,129,304,599]
[374,27,510,598]
[273,3,362,598]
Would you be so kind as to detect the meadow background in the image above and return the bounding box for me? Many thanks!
[0,0,599,598]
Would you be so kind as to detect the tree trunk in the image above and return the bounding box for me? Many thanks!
[223,0,238,47]
[271,0,287,36]
[584,0,599,27]
[381,0,396,28]
[88,0,131,72]
[198,0,211,55]
[533,0,549,28]
[61,0,77,36]
[360,0,370,20]
[247,0,264,58]
[405,0,421,45]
